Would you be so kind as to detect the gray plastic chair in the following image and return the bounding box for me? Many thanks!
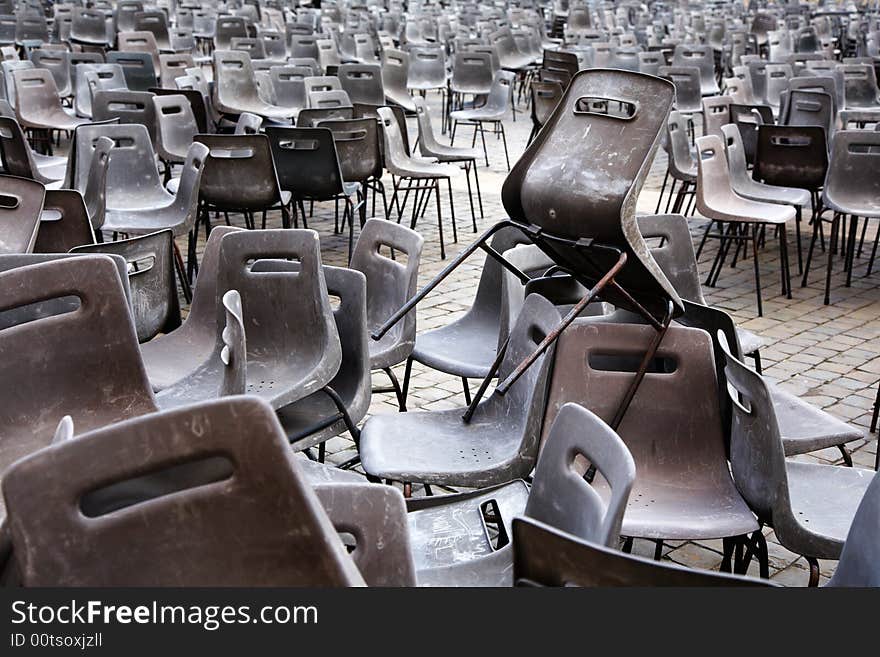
[695,134,793,316]
[2,396,365,586]
[72,229,181,343]
[0,255,157,521]
[91,89,157,143]
[351,219,422,410]
[406,402,635,586]
[158,54,193,90]
[449,70,515,169]
[74,63,128,119]
[657,110,698,215]
[117,31,160,71]
[213,50,296,122]
[543,321,762,563]
[13,68,87,133]
[337,63,384,106]
[381,48,416,112]
[407,226,529,404]
[658,65,704,117]
[672,44,719,96]
[0,173,44,254]
[28,49,72,99]
[0,115,65,183]
[512,518,774,587]
[152,93,197,173]
[266,65,308,111]
[360,294,560,492]
[218,229,342,409]
[826,469,880,587]
[722,338,875,586]
[69,7,110,49]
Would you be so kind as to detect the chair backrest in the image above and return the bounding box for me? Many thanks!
[840,63,880,109]
[80,134,112,231]
[317,117,382,182]
[765,63,793,108]
[133,10,170,50]
[350,219,423,357]
[702,95,731,140]
[525,403,635,547]
[542,322,734,508]
[0,255,156,509]
[337,63,384,106]
[512,517,773,586]
[380,47,410,99]
[74,63,127,118]
[117,31,160,70]
[213,50,264,113]
[827,469,880,587]
[502,68,681,320]
[152,93,197,161]
[724,74,756,105]
[75,123,161,210]
[72,229,181,342]
[636,213,705,304]
[29,49,71,95]
[106,51,158,92]
[233,111,262,134]
[788,75,838,118]
[823,130,880,215]
[91,89,157,143]
[289,34,320,60]
[297,105,354,127]
[729,103,774,166]
[753,124,828,190]
[264,125,344,199]
[2,396,365,586]
[215,16,248,50]
[406,45,446,89]
[666,109,695,178]
[32,190,94,253]
[308,88,351,109]
[695,133,740,213]
[657,64,702,112]
[452,50,493,91]
[746,59,768,103]
[0,114,40,178]
[0,173,44,254]
[195,133,283,210]
[779,89,834,134]
[672,43,716,92]
[529,80,564,130]
[267,65,308,109]
[158,53,194,90]
[69,7,107,45]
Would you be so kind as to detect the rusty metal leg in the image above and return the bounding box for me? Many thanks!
[806,556,820,587]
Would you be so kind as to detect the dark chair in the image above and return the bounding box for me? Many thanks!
[195,133,292,230]
[91,89,157,144]
[32,189,94,253]
[105,51,157,92]
[264,125,361,258]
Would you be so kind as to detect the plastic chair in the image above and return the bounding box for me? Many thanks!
[765,63,793,116]
[407,402,636,586]
[657,65,703,118]
[216,229,341,409]
[152,93,197,175]
[13,68,87,133]
[264,125,360,257]
[512,518,774,587]
[73,63,127,119]
[543,321,763,566]
[381,48,416,112]
[0,173,43,254]
[449,70,515,169]
[779,89,835,136]
[839,63,880,127]
[13,13,48,47]
[69,7,110,49]
[106,51,158,92]
[350,219,422,409]
[2,397,365,586]
[695,134,793,316]
[722,338,875,586]
[528,80,563,145]
[656,110,697,216]
[233,111,262,135]
[157,54,193,90]
[0,255,157,521]
[672,44,719,96]
[360,293,560,492]
[273,264,371,453]
[72,229,181,343]
[721,123,810,273]
[289,35,321,61]
[213,50,297,122]
[133,10,172,52]
[377,105,460,259]
[308,89,352,110]
[214,16,248,51]
[116,31,161,71]
[28,49,72,99]
[91,89,157,143]
[804,130,880,306]
[264,65,308,111]
[827,469,880,587]
[337,63,384,106]
[24,174,86,245]
[413,96,482,224]
[406,45,447,96]
[450,51,494,111]
[195,133,292,230]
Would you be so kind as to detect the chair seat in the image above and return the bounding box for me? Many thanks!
[219,99,296,121]
[422,142,481,162]
[737,327,765,355]
[103,204,184,236]
[450,106,506,122]
[385,89,416,112]
[784,460,874,558]
[277,386,367,451]
[34,159,67,183]
[450,83,491,96]
[772,386,863,456]
[20,108,88,132]
[246,356,338,410]
[388,158,459,180]
[700,191,796,225]
[735,178,811,208]
[839,107,880,126]
[297,456,366,484]
[406,481,528,580]
[412,318,499,379]
[823,189,880,218]
[360,407,533,488]
[368,328,413,370]
[107,187,175,213]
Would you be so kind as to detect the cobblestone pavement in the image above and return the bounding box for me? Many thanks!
[178,91,879,585]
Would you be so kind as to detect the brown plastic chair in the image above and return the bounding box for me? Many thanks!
[2,396,366,586]
[0,255,158,521]
[0,173,44,254]
[512,518,775,587]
